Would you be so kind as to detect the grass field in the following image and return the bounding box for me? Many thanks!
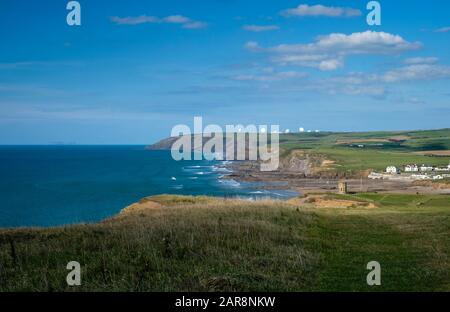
[0,194,449,291]
[277,128,450,174]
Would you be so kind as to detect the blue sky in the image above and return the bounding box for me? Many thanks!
[0,0,449,144]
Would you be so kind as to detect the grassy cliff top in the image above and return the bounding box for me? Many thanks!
[1,193,449,291]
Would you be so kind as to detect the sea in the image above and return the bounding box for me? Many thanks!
[0,145,297,227]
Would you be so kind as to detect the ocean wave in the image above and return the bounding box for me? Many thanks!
[250,190,265,194]
[212,166,232,173]
[183,165,214,170]
[218,179,241,188]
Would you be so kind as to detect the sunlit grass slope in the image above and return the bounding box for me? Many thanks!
[0,194,449,291]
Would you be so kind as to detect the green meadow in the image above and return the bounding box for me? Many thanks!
[0,193,449,291]
[278,128,450,174]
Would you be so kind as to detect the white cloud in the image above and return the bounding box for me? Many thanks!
[304,75,386,98]
[270,31,421,55]
[329,63,450,85]
[245,41,262,51]
[315,63,450,98]
[110,15,207,29]
[163,15,191,24]
[339,85,386,97]
[243,25,279,32]
[381,64,450,83]
[276,71,308,79]
[271,54,344,71]
[317,58,343,71]
[305,61,450,98]
[435,26,450,33]
[233,70,307,82]
[183,21,208,29]
[281,4,361,18]
[246,31,422,71]
[404,57,438,65]
[110,15,159,25]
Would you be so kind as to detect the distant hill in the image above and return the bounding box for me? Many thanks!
[146,133,271,159]
[146,136,180,150]
[147,128,450,152]
[146,129,450,176]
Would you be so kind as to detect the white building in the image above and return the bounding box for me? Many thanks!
[386,166,399,174]
[405,164,419,172]
[437,164,450,171]
[420,165,434,172]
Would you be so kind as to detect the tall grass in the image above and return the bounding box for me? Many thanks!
[0,194,449,291]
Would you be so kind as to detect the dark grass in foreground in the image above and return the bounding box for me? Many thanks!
[0,194,449,291]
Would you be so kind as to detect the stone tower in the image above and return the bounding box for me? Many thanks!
[338,181,348,194]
